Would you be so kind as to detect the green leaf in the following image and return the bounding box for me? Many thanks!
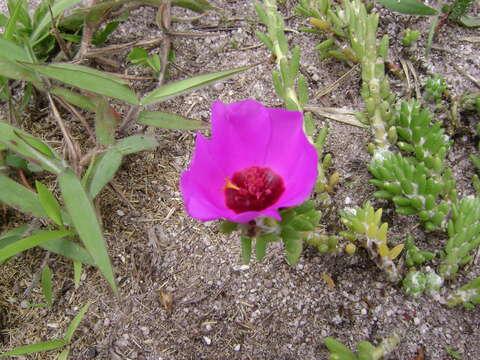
[241,236,252,265]
[0,224,29,241]
[0,14,9,27]
[41,237,95,265]
[15,131,55,158]
[255,235,269,261]
[30,0,82,45]
[0,58,41,85]
[93,98,119,146]
[0,123,63,173]
[127,47,149,64]
[0,230,71,264]
[0,339,66,357]
[114,135,159,155]
[289,45,301,78]
[92,20,120,45]
[73,261,82,288]
[140,65,251,106]
[0,225,29,250]
[5,152,28,168]
[219,221,237,233]
[445,347,463,359]
[172,0,214,13]
[58,349,70,360]
[58,170,117,293]
[146,54,161,74]
[460,15,480,28]
[84,150,123,199]
[25,63,139,105]
[281,226,303,266]
[138,111,206,130]
[323,337,356,360]
[64,303,90,344]
[4,0,27,41]
[35,180,63,226]
[50,87,97,112]
[376,0,438,15]
[41,265,53,306]
[32,0,53,28]
[297,74,308,108]
[357,341,375,360]
[0,38,32,63]
[0,175,48,218]
[7,0,30,28]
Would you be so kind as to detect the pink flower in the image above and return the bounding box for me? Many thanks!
[180,100,318,223]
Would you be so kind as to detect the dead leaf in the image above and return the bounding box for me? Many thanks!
[322,273,335,289]
[159,289,173,312]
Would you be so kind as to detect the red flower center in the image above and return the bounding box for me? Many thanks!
[224,166,285,213]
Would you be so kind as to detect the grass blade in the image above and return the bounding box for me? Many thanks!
[0,230,71,264]
[41,237,94,265]
[50,87,97,112]
[64,303,90,344]
[4,0,26,41]
[0,339,66,357]
[84,150,123,199]
[0,224,29,240]
[140,65,251,106]
[58,349,70,360]
[58,169,117,293]
[376,0,438,15]
[35,180,63,226]
[94,98,119,146]
[114,135,159,155]
[0,58,42,86]
[0,38,32,62]
[0,123,64,174]
[138,111,206,130]
[41,265,53,306]
[30,0,82,45]
[26,63,139,105]
[0,175,48,218]
[73,261,82,288]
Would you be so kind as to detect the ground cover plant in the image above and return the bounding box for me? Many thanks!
[0,0,479,358]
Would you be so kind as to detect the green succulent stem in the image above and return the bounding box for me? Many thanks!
[343,0,392,151]
[258,0,302,112]
[438,196,480,280]
[447,277,480,308]
[340,202,403,282]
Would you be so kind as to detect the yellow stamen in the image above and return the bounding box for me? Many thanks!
[224,178,240,191]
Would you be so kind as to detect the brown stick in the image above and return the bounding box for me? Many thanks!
[55,96,96,142]
[74,0,99,61]
[47,94,82,175]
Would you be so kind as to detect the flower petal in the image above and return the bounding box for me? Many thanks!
[210,100,272,174]
[263,108,318,207]
[180,133,229,220]
[180,100,317,223]
[224,208,282,223]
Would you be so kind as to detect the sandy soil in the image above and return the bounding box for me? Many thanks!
[1,0,480,359]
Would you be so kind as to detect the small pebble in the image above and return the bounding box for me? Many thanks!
[116,209,125,216]
[203,336,212,345]
[234,344,241,351]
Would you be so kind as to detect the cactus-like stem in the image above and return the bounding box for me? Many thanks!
[438,196,480,279]
[340,202,403,282]
[447,277,480,308]
[257,0,303,112]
